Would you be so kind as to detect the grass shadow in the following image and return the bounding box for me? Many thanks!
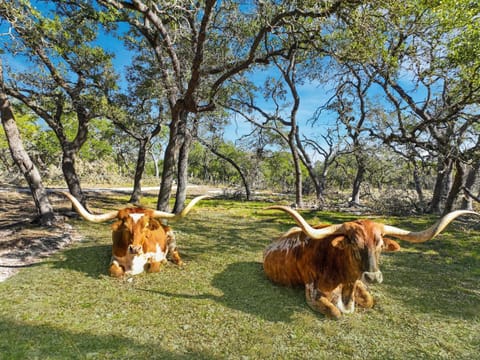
[51,244,111,279]
[210,260,306,321]
[138,261,306,323]
[0,317,216,359]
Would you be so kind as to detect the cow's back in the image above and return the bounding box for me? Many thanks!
[263,229,311,287]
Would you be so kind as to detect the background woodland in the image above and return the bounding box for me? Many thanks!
[1,0,479,225]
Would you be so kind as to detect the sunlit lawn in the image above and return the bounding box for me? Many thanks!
[0,195,479,359]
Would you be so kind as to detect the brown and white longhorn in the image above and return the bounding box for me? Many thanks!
[62,191,208,277]
[263,206,479,319]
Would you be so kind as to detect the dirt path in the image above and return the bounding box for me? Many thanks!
[0,189,81,282]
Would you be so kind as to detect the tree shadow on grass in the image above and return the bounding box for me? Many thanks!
[51,244,111,279]
[211,261,307,321]
[0,317,216,359]
[138,261,307,322]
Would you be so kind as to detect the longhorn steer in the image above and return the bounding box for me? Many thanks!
[62,192,208,277]
[263,206,479,319]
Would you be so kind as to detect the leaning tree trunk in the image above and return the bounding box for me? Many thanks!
[461,159,480,210]
[289,140,303,208]
[350,156,366,206]
[62,145,86,205]
[429,157,453,214]
[157,131,178,211]
[157,110,186,211]
[443,160,465,215]
[59,109,90,208]
[130,139,148,204]
[295,134,324,205]
[173,118,197,213]
[0,66,55,225]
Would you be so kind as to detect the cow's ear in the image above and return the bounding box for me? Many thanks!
[111,221,122,231]
[332,236,346,249]
[383,238,401,252]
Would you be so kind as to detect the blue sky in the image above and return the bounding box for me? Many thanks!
[92,22,336,147]
[0,1,363,158]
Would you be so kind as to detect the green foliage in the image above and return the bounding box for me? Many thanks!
[189,141,244,184]
[0,197,479,358]
[262,151,296,192]
[433,0,480,64]
[79,118,115,161]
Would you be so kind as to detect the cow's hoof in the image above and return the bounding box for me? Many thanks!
[146,262,162,273]
[109,264,125,278]
[326,308,342,320]
[170,251,184,266]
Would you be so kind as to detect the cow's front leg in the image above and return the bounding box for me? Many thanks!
[169,248,184,266]
[354,280,374,308]
[146,259,167,273]
[305,282,341,319]
[166,230,184,266]
[109,260,125,278]
[332,283,356,314]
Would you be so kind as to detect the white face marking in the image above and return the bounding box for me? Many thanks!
[129,213,145,223]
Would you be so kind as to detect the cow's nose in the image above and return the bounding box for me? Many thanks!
[128,245,142,255]
[362,271,383,284]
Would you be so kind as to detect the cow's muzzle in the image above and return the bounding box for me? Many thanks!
[128,245,143,255]
[361,271,383,284]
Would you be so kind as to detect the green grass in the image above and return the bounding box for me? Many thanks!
[1,196,479,359]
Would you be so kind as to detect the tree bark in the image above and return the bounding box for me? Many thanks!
[412,164,426,212]
[0,63,55,225]
[296,134,324,205]
[443,160,465,214]
[429,157,453,214]
[129,139,147,204]
[350,156,365,206]
[461,160,480,210]
[157,109,186,211]
[62,145,86,206]
[173,121,192,213]
[289,139,303,207]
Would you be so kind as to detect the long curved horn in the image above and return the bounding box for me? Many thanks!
[61,191,118,223]
[266,205,344,239]
[382,210,479,243]
[152,195,209,219]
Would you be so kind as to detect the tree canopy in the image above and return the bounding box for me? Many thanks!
[1,0,479,217]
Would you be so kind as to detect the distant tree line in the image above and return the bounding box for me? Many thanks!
[0,0,479,226]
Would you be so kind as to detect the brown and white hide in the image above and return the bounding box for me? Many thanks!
[263,221,400,319]
[108,208,182,277]
[263,206,478,319]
